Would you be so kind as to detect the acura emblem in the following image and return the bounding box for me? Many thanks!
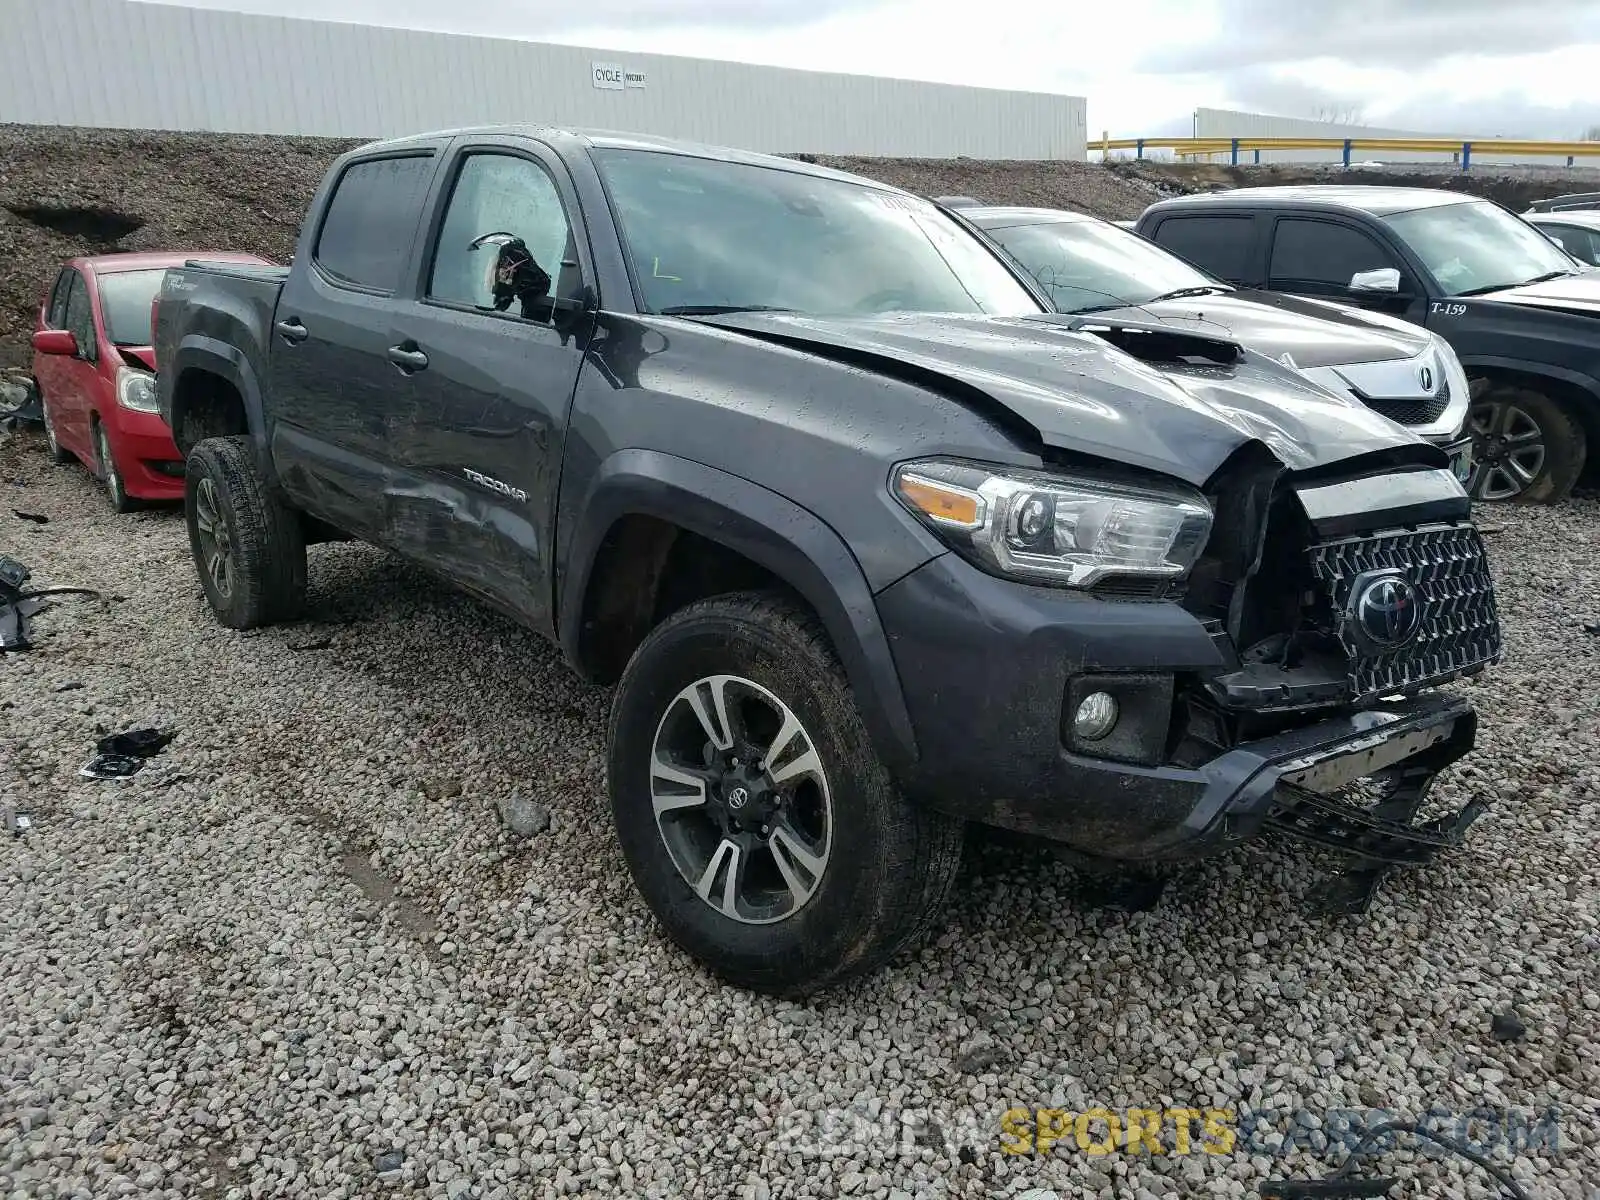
[1350,571,1422,650]
[1417,363,1435,392]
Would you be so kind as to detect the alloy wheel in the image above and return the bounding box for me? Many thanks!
[649,673,833,925]
[95,424,127,510]
[192,475,235,599]
[1467,398,1547,501]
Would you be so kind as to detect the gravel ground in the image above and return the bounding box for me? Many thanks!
[2,426,1598,1200]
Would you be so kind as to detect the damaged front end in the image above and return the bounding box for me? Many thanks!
[1164,452,1502,910]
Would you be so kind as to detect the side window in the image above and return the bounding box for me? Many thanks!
[45,269,72,328]
[1269,218,1400,293]
[428,153,577,322]
[63,271,95,358]
[1151,216,1256,282]
[314,154,435,292]
[1542,224,1599,266]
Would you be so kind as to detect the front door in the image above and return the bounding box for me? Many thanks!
[1265,216,1421,320]
[387,144,595,633]
[264,150,442,540]
[56,269,103,457]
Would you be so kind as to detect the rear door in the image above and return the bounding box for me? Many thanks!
[34,268,75,440]
[1144,212,1263,284]
[385,139,596,632]
[265,147,444,537]
[56,270,103,455]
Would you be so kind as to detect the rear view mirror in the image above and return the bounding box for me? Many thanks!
[32,329,77,356]
[1349,268,1401,294]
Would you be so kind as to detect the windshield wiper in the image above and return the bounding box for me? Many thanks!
[1064,302,1136,315]
[658,304,797,315]
[1144,285,1231,303]
[1456,269,1576,297]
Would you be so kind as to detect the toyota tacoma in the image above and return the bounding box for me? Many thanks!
[155,129,1502,994]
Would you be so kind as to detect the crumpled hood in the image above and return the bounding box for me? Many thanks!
[1473,270,1600,313]
[1088,290,1431,369]
[118,346,157,372]
[701,312,1436,487]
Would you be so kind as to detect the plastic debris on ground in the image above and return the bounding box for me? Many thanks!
[1,553,101,652]
[79,728,176,780]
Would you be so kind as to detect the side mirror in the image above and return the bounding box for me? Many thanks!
[32,329,78,356]
[1349,268,1401,294]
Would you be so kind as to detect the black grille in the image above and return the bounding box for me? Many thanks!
[1310,524,1501,700]
[1362,390,1451,426]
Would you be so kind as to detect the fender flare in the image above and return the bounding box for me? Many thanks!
[166,335,269,457]
[1457,354,1600,407]
[558,448,920,771]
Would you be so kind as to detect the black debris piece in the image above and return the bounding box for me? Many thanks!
[12,510,48,524]
[5,806,32,837]
[1491,1009,1528,1042]
[374,1150,404,1174]
[1,553,101,652]
[1583,622,1600,636]
[79,728,176,780]
[287,636,333,651]
[97,728,175,758]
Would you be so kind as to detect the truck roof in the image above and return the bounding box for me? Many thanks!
[351,124,901,192]
[961,206,1097,228]
[1149,185,1477,217]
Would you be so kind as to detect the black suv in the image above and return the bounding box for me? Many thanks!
[156,131,1502,993]
[1138,185,1599,503]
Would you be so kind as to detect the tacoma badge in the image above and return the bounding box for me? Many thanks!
[463,467,528,503]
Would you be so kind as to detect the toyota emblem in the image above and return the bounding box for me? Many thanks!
[1417,363,1435,392]
[726,786,750,810]
[1350,571,1422,650]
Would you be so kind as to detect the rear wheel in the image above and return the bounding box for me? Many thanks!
[607,592,963,995]
[92,419,136,513]
[1467,386,1585,504]
[40,390,73,464]
[184,435,306,629]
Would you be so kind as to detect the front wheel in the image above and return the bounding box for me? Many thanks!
[184,435,306,629]
[607,592,963,995]
[93,419,136,513]
[1466,386,1586,504]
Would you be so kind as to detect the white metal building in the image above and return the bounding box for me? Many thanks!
[0,0,1088,159]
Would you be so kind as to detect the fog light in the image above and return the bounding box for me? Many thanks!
[1072,692,1119,742]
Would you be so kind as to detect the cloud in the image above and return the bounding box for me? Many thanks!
[1142,0,1600,72]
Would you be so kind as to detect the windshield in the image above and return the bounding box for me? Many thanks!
[982,218,1222,313]
[593,149,1042,317]
[96,269,168,346]
[1383,201,1576,297]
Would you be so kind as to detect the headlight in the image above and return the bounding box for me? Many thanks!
[116,367,159,414]
[893,459,1212,588]
[1433,338,1471,417]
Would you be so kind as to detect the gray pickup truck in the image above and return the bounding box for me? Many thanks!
[155,127,1502,994]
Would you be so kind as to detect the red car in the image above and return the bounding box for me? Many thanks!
[31,252,270,510]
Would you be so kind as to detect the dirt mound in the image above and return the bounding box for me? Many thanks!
[0,125,359,368]
[807,154,1168,219]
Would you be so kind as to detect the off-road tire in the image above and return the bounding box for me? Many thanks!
[607,591,963,996]
[184,435,306,628]
[1469,385,1586,505]
[93,418,137,514]
[40,389,72,464]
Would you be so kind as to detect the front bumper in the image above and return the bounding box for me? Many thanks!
[877,553,1483,865]
[106,408,184,499]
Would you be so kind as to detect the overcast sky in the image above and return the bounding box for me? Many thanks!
[165,0,1600,138]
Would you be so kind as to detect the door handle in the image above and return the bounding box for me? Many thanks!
[275,318,309,344]
[386,344,429,373]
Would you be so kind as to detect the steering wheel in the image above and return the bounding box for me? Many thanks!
[854,288,915,313]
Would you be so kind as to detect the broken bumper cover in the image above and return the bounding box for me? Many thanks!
[1128,692,1480,861]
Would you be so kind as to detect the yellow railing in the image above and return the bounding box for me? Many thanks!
[1096,134,1600,170]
